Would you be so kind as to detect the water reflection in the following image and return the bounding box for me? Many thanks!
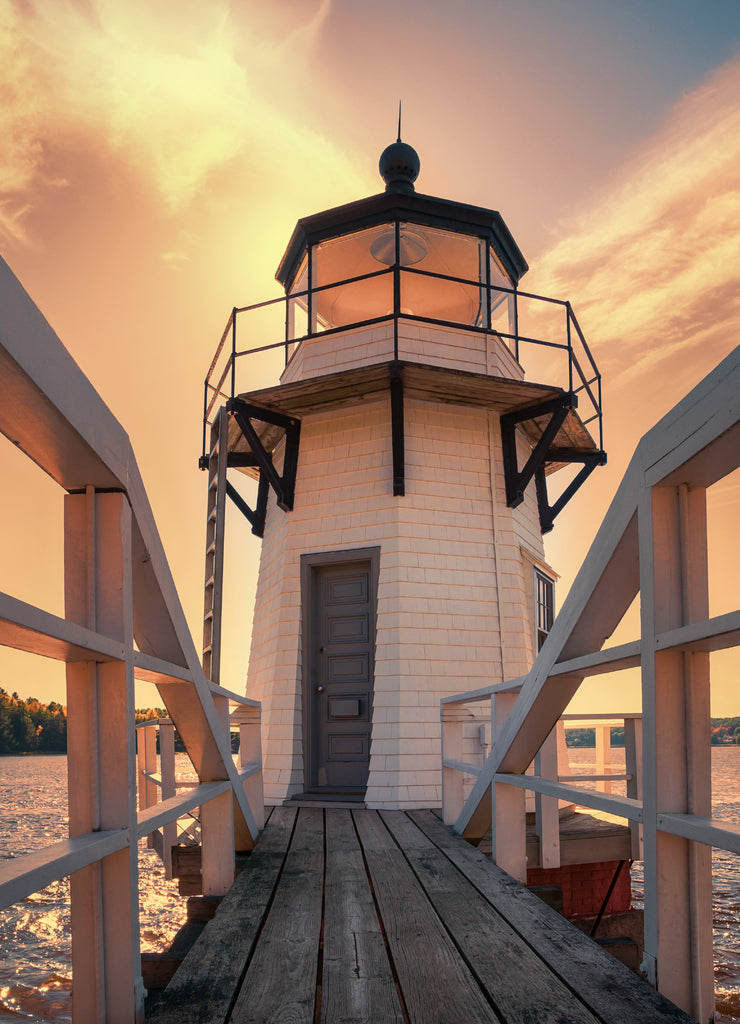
[0,755,190,1023]
[1,749,739,1021]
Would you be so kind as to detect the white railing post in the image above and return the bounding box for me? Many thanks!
[534,726,560,869]
[137,724,158,851]
[491,690,526,882]
[442,706,467,826]
[624,715,643,860]
[200,693,235,895]
[639,482,713,1021]
[595,724,612,793]
[235,703,265,838]
[159,720,177,878]
[64,488,144,1024]
[556,720,569,776]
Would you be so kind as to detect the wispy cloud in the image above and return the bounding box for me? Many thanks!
[0,0,360,243]
[528,57,740,389]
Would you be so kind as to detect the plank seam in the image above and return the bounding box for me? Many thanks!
[378,811,508,1024]
[350,809,412,1024]
[219,806,301,1024]
[407,811,621,1024]
[313,808,326,1024]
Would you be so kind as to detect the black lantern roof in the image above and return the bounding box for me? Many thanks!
[276,143,529,290]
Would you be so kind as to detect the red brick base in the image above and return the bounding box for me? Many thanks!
[526,860,631,919]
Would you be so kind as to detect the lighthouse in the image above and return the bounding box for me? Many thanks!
[200,137,605,809]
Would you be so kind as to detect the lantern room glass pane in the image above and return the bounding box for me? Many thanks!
[287,254,309,341]
[311,224,394,330]
[399,224,487,326]
[489,245,516,342]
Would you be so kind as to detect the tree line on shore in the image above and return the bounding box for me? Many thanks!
[566,719,740,747]
[3,689,740,754]
[0,690,177,755]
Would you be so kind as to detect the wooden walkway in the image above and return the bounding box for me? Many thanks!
[148,806,696,1024]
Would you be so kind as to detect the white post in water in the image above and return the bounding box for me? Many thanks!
[64,488,144,1024]
[640,482,713,1022]
[159,720,177,878]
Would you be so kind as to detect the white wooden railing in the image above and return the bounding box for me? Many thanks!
[0,256,263,1024]
[442,692,643,868]
[136,703,264,879]
[442,345,740,1024]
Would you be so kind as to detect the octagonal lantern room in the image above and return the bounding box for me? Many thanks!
[276,138,528,343]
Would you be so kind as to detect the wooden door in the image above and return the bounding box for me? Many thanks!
[308,559,375,792]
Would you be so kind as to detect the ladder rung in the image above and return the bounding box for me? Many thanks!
[204,610,213,622]
[203,644,212,656]
[209,438,220,459]
[205,575,215,589]
[208,508,218,522]
[209,475,218,491]
[206,541,216,556]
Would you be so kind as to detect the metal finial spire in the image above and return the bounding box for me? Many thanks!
[379,103,419,193]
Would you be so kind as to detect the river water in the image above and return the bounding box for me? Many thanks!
[1,750,739,1021]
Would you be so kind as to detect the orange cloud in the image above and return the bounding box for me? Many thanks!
[528,57,740,390]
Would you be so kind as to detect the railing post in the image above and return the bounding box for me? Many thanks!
[491,691,526,882]
[285,295,292,366]
[200,693,235,895]
[513,288,519,362]
[307,247,315,335]
[441,706,467,826]
[534,726,560,869]
[624,716,643,860]
[159,720,177,878]
[64,488,144,1024]
[137,725,158,843]
[230,308,237,398]
[556,719,569,774]
[566,302,573,393]
[595,723,612,794]
[639,482,713,1020]
[235,703,265,839]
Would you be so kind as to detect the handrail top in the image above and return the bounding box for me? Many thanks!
[561,713,642,723]
[441,675,527,706]
[208,681,260,707]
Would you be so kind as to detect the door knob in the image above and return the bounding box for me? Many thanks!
[319,646,326,653]
[316,685,325,694]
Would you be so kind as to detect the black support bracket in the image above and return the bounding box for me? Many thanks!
[226,474,270,538]
[501,394,576,509]
[226,398,301,519]
[500,393,606,533]
[535,451,607,533]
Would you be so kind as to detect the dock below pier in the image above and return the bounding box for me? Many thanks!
[147,805,695,1024]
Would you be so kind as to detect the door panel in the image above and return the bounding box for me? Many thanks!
[310,561,374,791]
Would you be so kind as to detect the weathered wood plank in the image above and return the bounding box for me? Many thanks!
[229,807,324,1024]
[381,811,599,1024]
[321,809,404,1024]
[353,809,500,1024]
[409,810,697,1024]
[147,805,297,1024]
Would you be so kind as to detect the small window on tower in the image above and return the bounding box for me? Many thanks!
[535,570,555,651]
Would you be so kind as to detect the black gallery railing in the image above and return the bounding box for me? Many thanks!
[201,265,602,463]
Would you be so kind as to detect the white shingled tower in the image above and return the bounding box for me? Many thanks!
[200,135,605,808]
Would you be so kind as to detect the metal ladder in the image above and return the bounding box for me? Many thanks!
[202,406,228,684]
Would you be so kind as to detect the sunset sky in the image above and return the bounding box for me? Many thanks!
[1,0,739,714]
